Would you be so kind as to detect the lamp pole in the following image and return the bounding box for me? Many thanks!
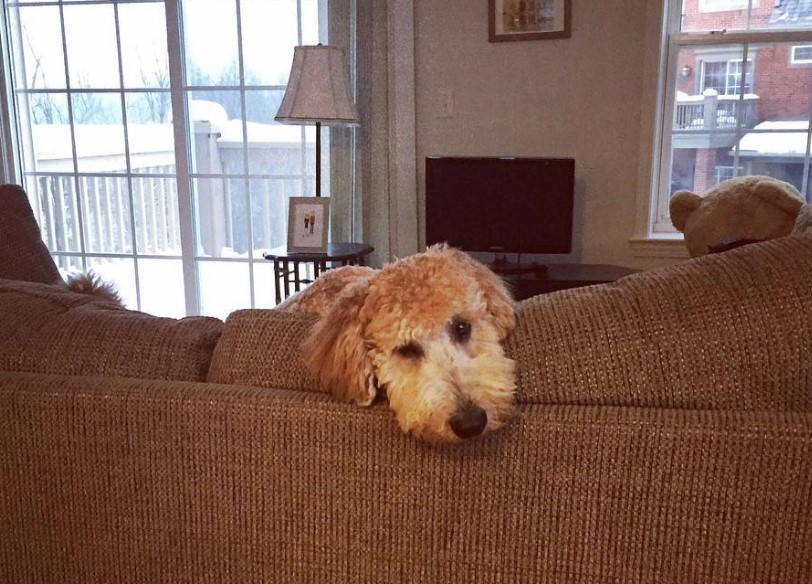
[275,45,358,199]
[315,121,321,197]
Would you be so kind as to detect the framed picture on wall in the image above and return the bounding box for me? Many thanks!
[489,0,571,42]
[287,197,330,253]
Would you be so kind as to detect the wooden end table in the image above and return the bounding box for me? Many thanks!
[263,242,374,304]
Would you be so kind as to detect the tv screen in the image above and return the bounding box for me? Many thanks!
[425,156,575,255]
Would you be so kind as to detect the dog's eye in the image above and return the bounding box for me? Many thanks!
[395,341,424,360]
[450,317,472,344]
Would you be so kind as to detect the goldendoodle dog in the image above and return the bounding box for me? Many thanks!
[277,244,517,444]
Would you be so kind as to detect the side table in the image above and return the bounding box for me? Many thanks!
[263,242,374,304]
[498,263,639,300]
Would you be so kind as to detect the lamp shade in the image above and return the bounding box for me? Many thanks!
[275,45,359,126]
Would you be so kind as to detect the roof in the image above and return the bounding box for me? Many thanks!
[770,3,812,26]
[736,120,811,157]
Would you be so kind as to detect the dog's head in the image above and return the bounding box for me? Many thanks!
[302,244,517,444]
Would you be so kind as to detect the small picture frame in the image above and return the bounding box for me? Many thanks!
[287,197,330,253]
[489,0,571,42]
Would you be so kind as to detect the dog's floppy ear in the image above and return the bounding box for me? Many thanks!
[301,277,377,406]
[439,245,516,339]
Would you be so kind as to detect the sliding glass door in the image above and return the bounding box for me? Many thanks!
[1,0,356,318]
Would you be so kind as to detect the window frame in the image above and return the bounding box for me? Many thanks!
[699,57,753,95]
[790,44,812,65]
[635,1,812,250]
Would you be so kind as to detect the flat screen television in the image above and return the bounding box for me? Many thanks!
[425,156,575,257]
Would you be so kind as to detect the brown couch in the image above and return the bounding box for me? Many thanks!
[1,184,811,583]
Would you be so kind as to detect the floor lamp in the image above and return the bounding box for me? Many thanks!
[274,44,359,197]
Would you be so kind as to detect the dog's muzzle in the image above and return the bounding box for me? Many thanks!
[449,403,488,439]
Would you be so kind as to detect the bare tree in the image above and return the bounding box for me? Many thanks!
[23,27,66,124]
[139,56,171,123]
[70,78,108,124]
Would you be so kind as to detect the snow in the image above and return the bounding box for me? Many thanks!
[737,120,811,156]
[64,253,286,321]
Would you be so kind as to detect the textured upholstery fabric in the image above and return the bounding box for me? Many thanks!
[0,183,62,284]
[0,371,810,583]
[0,279,223,382]
[209,235,812,410]
[1,234,811,583]
[207,308,323,393]
[506,234,812,410]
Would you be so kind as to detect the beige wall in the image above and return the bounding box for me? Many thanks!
[413,0,678,269]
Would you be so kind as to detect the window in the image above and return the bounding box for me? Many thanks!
[701,59,752,95]
[791,44,812,64]
[714,164,743,182]
[649,0,812,235]
[0,0,357,318]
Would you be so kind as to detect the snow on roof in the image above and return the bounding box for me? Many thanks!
[32,102,307,162]
[189,100,229,127]
[33,123,175,160]
[737,120,811,157]
[217,119,305,145]
[677,92,759,103]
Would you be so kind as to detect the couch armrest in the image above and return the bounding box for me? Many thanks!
[0,184,62,284]
[1,371,810,583]
[207,308,323,393]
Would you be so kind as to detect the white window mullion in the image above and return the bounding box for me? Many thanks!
[57,2,89,272]
[673,29,812,47]
[111,0,144,312]
[233,0,257,309]
[165,0,199,316]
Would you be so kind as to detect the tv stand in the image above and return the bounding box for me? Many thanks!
[489,258,548,278]
[491,261,638,301]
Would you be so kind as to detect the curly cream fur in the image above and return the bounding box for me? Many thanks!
[277,244,517,444]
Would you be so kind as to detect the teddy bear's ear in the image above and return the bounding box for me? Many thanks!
[301,277,377,406]
[750,178,805,216]
[669,190,702,232]
[794,204,812,234]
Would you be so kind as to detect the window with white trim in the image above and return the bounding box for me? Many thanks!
[651,0,812,235]
[791,44,812,64]
[0,0,357,318]
[700,58,753,94]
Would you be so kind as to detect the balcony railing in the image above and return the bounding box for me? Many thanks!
[674,90,760,131]
[29,107,311,262]
[35,169,180,260]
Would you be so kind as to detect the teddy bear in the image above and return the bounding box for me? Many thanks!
[669,175,808,257]
[795,202,812,235]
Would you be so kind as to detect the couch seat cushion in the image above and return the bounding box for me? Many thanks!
[0,279,223,382]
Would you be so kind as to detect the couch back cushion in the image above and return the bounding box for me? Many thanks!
[208,235,812,410]
[207,309,323,393]
[505,234,812,410]
[0,279,223,382]
[0,184,62,284]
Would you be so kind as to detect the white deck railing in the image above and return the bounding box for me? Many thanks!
[674,91,760,131]
[34,167,181,257]
[29,110,309,260]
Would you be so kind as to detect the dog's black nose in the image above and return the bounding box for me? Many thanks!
[449,405,487,439]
